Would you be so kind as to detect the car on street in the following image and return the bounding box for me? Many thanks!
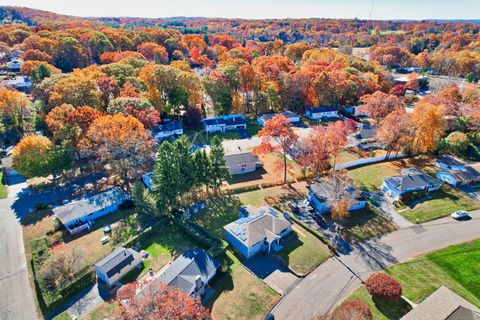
[451,210,469,220]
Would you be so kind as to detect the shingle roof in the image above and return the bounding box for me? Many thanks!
[356,125,376,140]
[53,187,129,225]
[451,166,480,181]
[224,206,292,246]
[203,114,246,126]
[436,155,465,167]
[259,111,300,122]
[401,286,480,320]
[138,249,219,297]
[384,171,442,192]
[308,182,363,203]
[151,121,182,133]
[224,151,258,166]
[306,106,339,113]
[95,247,142,284]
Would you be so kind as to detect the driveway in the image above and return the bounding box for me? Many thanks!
[373,191,415,229]
[244,255,299,295]
[272,209,480,320]
[459,185,480,202]
[0,175,38,320]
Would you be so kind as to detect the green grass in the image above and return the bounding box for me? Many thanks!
[0,172,7,199]
[398,187,480,223]
[348,163,400,191]
[340,208,397,241]
[344,239,480,319]
[246,118,261,137]
[278,224,331,275]
[83,302,119,320]
[208,251,280,320]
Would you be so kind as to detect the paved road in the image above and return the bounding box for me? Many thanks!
[0,177,38,320]
[272,210,480,320]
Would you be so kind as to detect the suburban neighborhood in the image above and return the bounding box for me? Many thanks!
[1,2,480,320]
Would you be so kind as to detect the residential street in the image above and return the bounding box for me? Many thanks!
[272,210,480,320]
[0,177,38,320]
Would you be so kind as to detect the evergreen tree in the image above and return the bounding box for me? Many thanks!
[172,136,195,206]
[193,148,211,194]
[153,141,181,211]
[202,34,210,46]
[208,136,230,192]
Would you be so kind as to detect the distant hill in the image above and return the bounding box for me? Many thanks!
[0,6,87,25]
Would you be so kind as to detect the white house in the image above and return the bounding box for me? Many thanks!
[95,247,142,287]
[224,151,261,175]
[151,121,183,141]
[306,106,339,119]
[2,76,32,91]
[6,58,23,71]
[202,114,246,133]
[382,169,443,202]
[137,249,219,300]
[224,206,292,259]
[257,111,300,127]
[53,187,130,235]
[307,182,367,214]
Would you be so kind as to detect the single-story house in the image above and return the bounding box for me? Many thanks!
[224,205,292,259]
[305,106,339,119]
[434,155,480,186]
[6,58,23,71]
[307,182,367,214]
[53,187,130,235]
[435,155,466,172]
[401,286,480,320]
[1,76,32,91]
[288,139,307,160]
[138,249,219,300]
[382,169,443,202]
[257,111,301,127]
[224,151,262,175]
[202,114,246,133]
[142,172,154,191]
[151,121,183,141]
[350,123,383,150]
[95,247,142,287]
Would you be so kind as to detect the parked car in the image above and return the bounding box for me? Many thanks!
[264,313,275,320]
[451,210,469,220]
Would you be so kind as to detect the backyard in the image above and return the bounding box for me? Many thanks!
[277,224,331,275]
[398,187,480,223]
[344,239,480,319]
[348,162,401,191]
[208,251,280,320]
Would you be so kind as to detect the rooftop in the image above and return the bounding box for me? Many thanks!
[308,182,363,203]
[224,151,259,166]
[436,155,466,168]
[151,121,182,133]
[384,170,442,192]
[95,247,142,283]
[306,106,339,113]
[258,111,300,121]
[202,114,246,126]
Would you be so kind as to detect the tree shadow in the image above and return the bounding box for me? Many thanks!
[372,296,412,320]
[227,168,268,184]
[350,237,398,271]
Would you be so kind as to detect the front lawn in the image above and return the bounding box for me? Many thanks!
[82,302,119,320]
[208,251,280,320]
[398,187,480,223]
[348,163,401,191]
[340,207,397,241]
[343,239,480,319]
[0,173,7,199]
[278,224,331,275]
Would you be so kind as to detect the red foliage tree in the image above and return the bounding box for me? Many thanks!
[125,105,161,128]
[365,272,402,301]
[111,282,211,320]
[360,91,404,124]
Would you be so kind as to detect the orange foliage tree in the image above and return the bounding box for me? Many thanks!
[412,102,446,153]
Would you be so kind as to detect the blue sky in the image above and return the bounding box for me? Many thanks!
[1,0,479,20]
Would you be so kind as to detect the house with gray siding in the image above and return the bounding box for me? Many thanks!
[306,106,339,119]
[95,247,142,287]
[224,151,261,175]
[224,206,292,259]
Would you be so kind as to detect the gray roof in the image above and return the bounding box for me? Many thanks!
[259,111,300,122]
[450,166,480,181]
[401,286,480,320]
[138,249,219,297]
[224,206,292,247]
[53,187,129,225]
[356,125,376,140]
[308,182,364,202]
[306,106,339,113]
[95,247,142,284]
[436,155,465,167]
[384,171,442,192]
[224,151,258,166]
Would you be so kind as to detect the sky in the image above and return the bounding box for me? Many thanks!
[0,0,479,20]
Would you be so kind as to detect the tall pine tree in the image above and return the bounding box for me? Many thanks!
[208,136,230,192]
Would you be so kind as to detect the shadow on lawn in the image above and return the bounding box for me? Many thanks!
[373,296,412,320]
[227,168,268,185]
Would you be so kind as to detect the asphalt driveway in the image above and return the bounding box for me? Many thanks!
[244,254,299,295]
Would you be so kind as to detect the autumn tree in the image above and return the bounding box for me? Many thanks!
[96,77,120,111]
[377,110,414,157]
[111,282,211,320]
[0,88,31,133]
[45,103,75,143]
[360,91,404,124]
[254,114,298,184]
[49,76,101,109]
[41,249,84,292]
[285,42,311,63]
[80,114,154,188]
[412,102,446,153]
[325,170,359,221]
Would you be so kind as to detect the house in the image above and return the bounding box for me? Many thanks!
[223,205,292,259]
[350,123,383,150]
[53,187,130,235]
[435,155,480,186]
[138,249,219,300]
[224,151,262,175]
[307,182,367,214]
[6,57,23,71]
[382,169,443,202]
[257,111,300,127]
[151,121,183,141]
[2,76,32,91]
[288,139,307,160]
[142,172,154,191]
[306,106,339,119]
[401,286,480,320]
[202,114,246,133]
[95,247,142,287]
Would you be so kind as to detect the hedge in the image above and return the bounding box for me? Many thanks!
[30,237,96,316]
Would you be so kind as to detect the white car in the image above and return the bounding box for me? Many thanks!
[451,210,469,220]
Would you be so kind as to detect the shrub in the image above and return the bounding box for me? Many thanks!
[333,301,372,320]
[365,272,402,301]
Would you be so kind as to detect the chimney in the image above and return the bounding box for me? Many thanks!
[195,275,203,291]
